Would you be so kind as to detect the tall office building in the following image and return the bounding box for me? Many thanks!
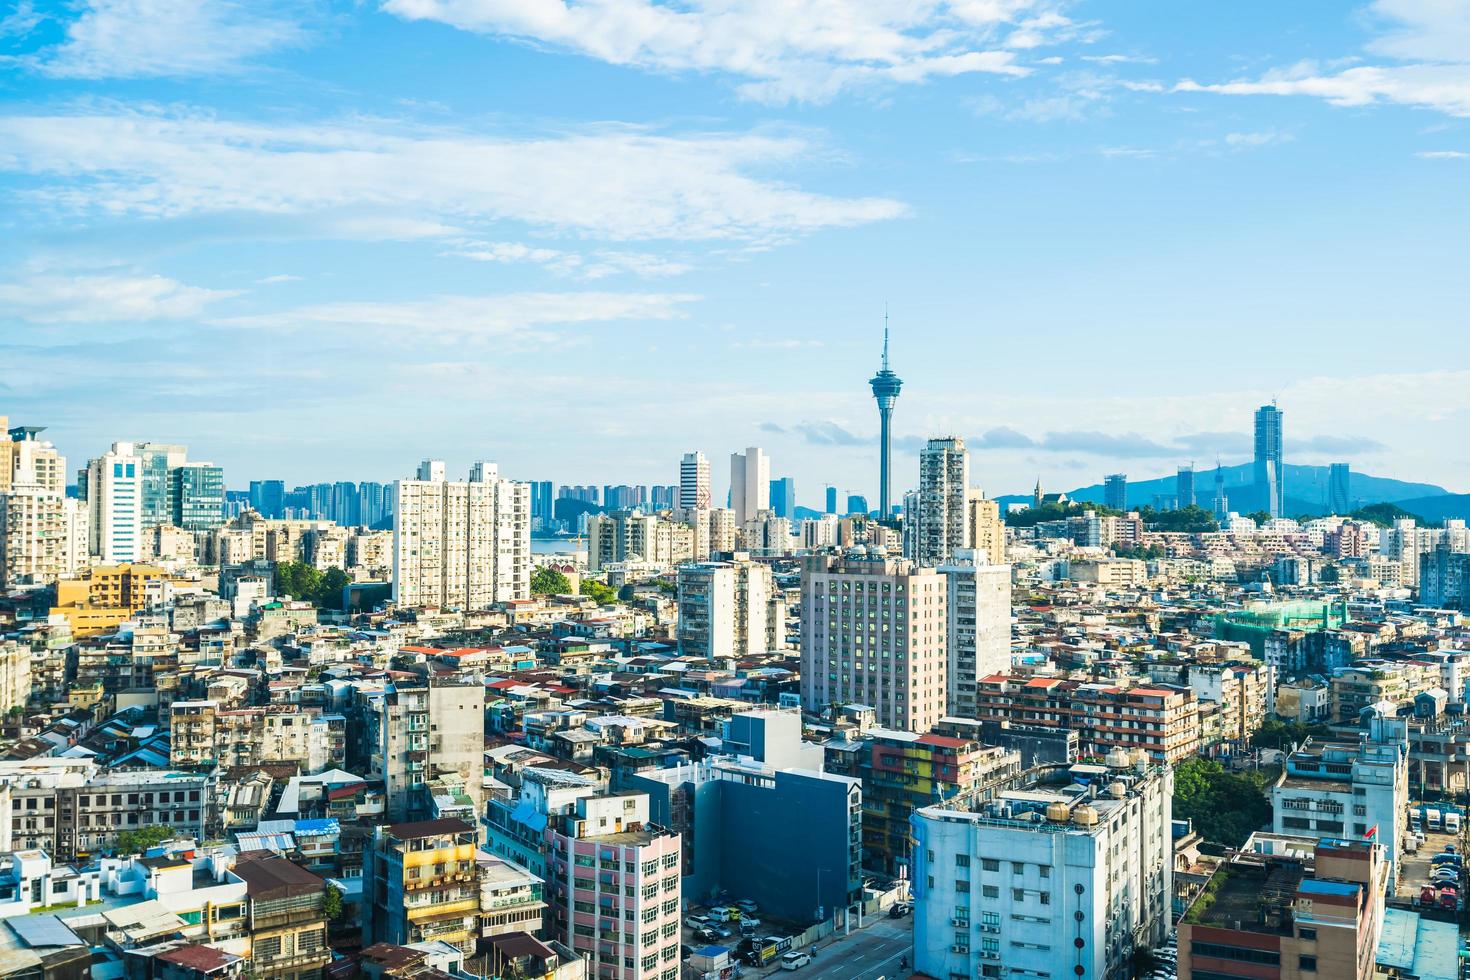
[85,442,144,562]
[869,327,903,519]
[1254,401,1285,518]
[358,480,391,527]
[392,459,531,609]
[1212,459,1229,520]
[1176,463,1195,509]
[1329,462,1351,514]
[248,479,286,519]
[769,476,796,520]
[913,437,970,566]
[679,451,711,510]
[1104,473,1127,511]
[168,462,225,532]
[800,553,948,733]
[824,485,838,515]
[527,480,554,521]
[846,493,869,516]
[941,551,1012,719]
[135,443,187,529]
[729,447,770,525]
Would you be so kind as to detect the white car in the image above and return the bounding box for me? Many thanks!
[780,952,812,971]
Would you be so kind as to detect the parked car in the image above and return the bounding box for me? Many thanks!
[888,902,912,918]
[685,916,710,930]
[780,952,812,971]
[736,899,759,914]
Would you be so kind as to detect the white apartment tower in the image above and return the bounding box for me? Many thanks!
[941,550,1012,718]
[913,437,970,566]
[677,553,787,660]
[729,447,770,525]
[913,759,1174,980]
[800,552,948,732]
[393,459,531,609]
[679,451,711,510]
[0,426,85,587]
[85,442,144,562]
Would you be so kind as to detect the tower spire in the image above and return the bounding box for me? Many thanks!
[882,304,890,370]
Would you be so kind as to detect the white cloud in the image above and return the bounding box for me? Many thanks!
[218,290,700,338]
[256,274,303,283]
[1417,149,1470,158]
[1176,1,1470,117]
[31,0,304,79]
[0,272,237,323]
[0,110,908,244]
[445,240,691,278]
[381,0,1068,103]
[1224,130,1294,147]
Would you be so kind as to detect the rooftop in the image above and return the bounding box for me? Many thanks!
[1188,859,1304,936]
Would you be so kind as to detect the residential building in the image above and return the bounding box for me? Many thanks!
[1421,545,1470,612]
[676,554,785,660]
[1177,838,1386,980]
[586,511,693,572]
[829,729,1020,875]
[912,757,1174,980]
[537,787,682,980]
[379,675,485,825]
[1271,717,1409,881]
[476,855,547,943]
[392,460,531,609]
[1104,473,1127,511]
[0,434,87,587]
[0,642,28,715]
[800,552,949,733]
[50,563,169,636]
[965,492,1006,564]
[234,854,333,980]
[367,818,482,954]
[1328,462,1351,514]
[728,447,769,525]
[940,552,1011,719]
[911,437,969,567]
[800,514,838,550]
[768,476,796,520]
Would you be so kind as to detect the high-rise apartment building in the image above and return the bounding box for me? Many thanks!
[801,513,839,550]
[0,424,85,587]
[392,459,531,609]
[358,480,391,527]
[913,759,1174,980]
[586,510,694,571]
[1176,463,1196,509]
[729,447,770,525]
[528,480,555,522]
[1104,473,1127,511]
[913,437,970,566]
[1329,462,1351,514]
[649,484,676,510]
[964,491,1006,564]
[679,451,710,511]
[1254,401,1285,518]
[85,442,144,562]
[367,818,482,953]
[676,554,786,659]
[824,485,838,515]
[768,476,796,520]
[800,553,948,732]
[941,551,1012,718]
[379,674,486,824]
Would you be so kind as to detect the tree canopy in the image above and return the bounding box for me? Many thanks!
[1249,718,1332,751]
[531,566,572,595]
[1136,504,1220,533]
[1005,501,1122,528]
[115,825,178,855]
[1173,758,1276,847]
[580,579,618,605]
[275,561,350,609]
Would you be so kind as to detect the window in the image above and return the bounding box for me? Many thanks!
[956,880,970,893]
[1039,866,1050,879]
[1299,955,1317,972]
[982,885,998,898]
[955,854,970,868]
[1039,892,1050,905]
[1298,928,1316,941]
[981,858,999,872]
[641,954,658,972]
[1012,889,1024,901]
[981,911,999,926]
[1012,862,1024,876]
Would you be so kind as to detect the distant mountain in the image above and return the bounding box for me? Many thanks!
[994,463,1448,517]
[1386,493,1470,524]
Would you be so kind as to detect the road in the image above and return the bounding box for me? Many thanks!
[756,914,912,980]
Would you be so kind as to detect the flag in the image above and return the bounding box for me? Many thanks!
[1365,825,1378,840]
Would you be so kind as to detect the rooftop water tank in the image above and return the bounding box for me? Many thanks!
[1105,749,1132,769]
[1072,804,1100,827]
[1046,802,1072,823]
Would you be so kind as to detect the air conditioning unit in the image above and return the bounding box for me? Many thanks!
[950,944,970,953]
[981,924,1000,934]
[980,951,1000,960]
[951,917,970,927]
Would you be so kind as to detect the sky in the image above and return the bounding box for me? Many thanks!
[2,0,1469,506]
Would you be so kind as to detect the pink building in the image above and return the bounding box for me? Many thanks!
[544,792,682,980]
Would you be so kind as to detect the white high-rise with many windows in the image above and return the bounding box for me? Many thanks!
[393,459,530,609]
[679,451,710,510]
[729,447,769,525]
[913,437,970,566]
[85,442,144,562]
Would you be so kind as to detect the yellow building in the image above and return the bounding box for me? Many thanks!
[51,563,169,636]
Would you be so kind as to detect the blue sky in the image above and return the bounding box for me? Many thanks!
[3,0,1469,505]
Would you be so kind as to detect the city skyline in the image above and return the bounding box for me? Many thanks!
[4,1,1470,495]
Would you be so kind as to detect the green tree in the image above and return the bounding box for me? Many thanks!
[322,885,343,921]
[1005,501,1123,528]
[531,567,572,595]
[1250,718,1332,750]
[115,825,178,855]
[1173,758,1275,847]
[580,579,618,605]
[1135,504,1220,533]
[1349,502,1433,528]
[320,567,351,609]
[1244,510,1274,524]
[274,561,351,608]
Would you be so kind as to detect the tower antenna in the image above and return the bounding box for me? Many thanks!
[882,304,890,370]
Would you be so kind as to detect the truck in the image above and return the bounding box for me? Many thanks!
[1427,808,1443,832]
[1445,811,1461,835]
